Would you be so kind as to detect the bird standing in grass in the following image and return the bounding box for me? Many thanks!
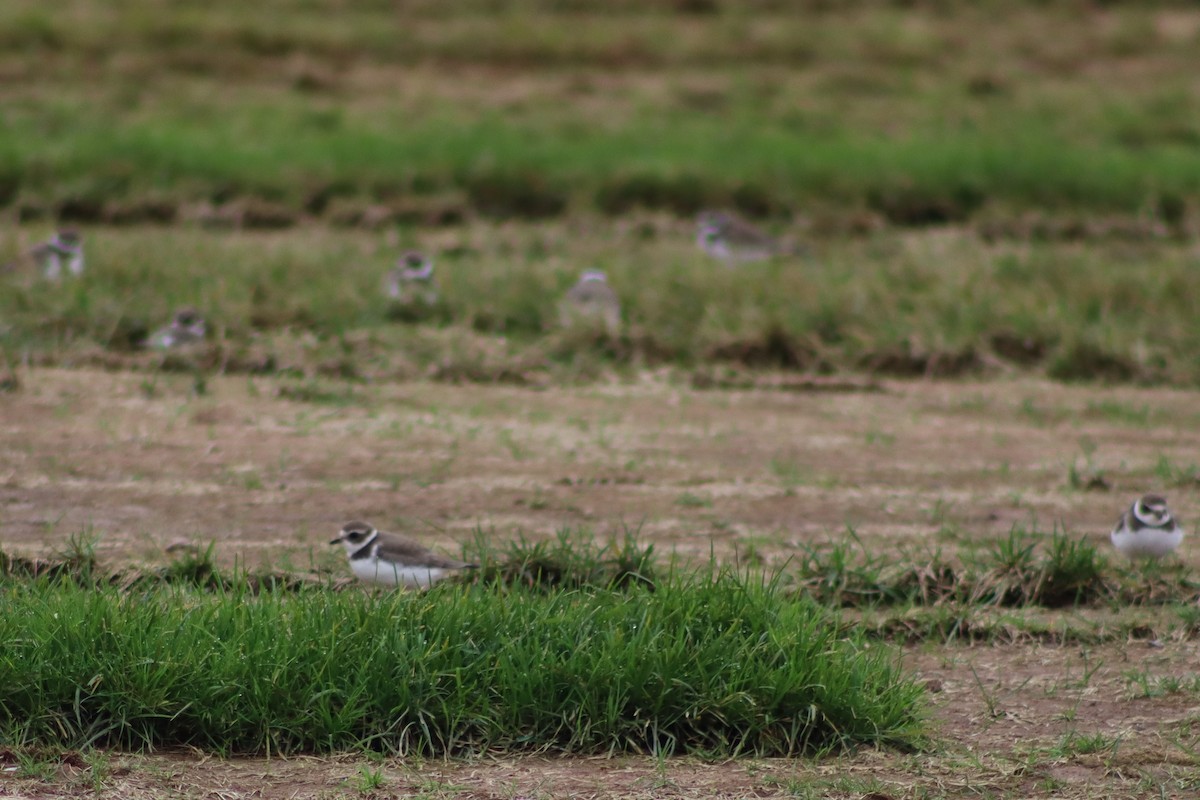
[4,229,86,280]
[145,307,207,350]
[383,250,439,306]
[559,269,621,335]
[1110,494,1183,560]
[696,210,801,264]
[330,521,477,589]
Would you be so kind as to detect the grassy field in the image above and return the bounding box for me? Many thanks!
[3,1,1200,797]
[3,223,1200,386]
[3,2,1200,384]
[2,2,1200,222]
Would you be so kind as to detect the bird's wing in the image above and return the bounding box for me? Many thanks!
[375,533,474,570]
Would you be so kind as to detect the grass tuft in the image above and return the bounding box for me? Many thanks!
[0,574,923,757]
[469,527,658,591]
[968,526,1111,608]
[793,524,1161,610]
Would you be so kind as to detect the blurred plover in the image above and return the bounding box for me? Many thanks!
[1111,494,1184,560]
[4,229,85,280]
[330,521,476,589]
[696,210,798,264]
[559,269,621,334]
[383,250,439,306]
[145,307,207,350]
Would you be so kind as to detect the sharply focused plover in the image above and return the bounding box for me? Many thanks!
[330,521,476,589]
[559,269,621,334]
[145,307,207,350]
[696,210,796,264]
[383,250,439,306]
[1110,494,1184,560]
[4,229,85,280]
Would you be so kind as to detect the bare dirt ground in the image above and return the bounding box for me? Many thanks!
[2,367,1200,798]
[4,367,1199,572]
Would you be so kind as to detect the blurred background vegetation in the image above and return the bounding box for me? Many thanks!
[1,0,1198,384]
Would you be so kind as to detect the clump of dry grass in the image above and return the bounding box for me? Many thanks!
[792,525,1192,610]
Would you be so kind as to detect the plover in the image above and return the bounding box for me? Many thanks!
[383,250,439,306]
[696,210,798,264]
[4,229,85,280]
[1110,494,1184,560]
[559,269,621,334]
[145,307,207,350]
[330,521,476,589]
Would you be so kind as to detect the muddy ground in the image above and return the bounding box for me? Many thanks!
[2,367,1199,798]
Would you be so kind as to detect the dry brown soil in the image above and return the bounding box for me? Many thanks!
[2,367,1200,799]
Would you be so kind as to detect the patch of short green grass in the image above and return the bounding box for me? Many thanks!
[0,574,924,757]
[1052,731,1121,759]
[768,455,807,491]
[1124,669,1200,700]
[3,3,1200,223]
[1154,455,1200,488]
[675,491,713,509]
[353,764,387,794]
[1066,455,1110,493]
[11,108,1200,221]
[1083,399,1153,427]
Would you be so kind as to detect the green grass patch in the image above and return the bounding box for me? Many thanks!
[0,574,923,757]
[2,2,1199,221]
[6,110,1199,222]
[3,224,1199,386]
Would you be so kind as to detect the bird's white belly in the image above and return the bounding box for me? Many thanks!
[1111,527,1184,559]
[41,253,63,280]
[351,558,447,589]
[703,239,732,261]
